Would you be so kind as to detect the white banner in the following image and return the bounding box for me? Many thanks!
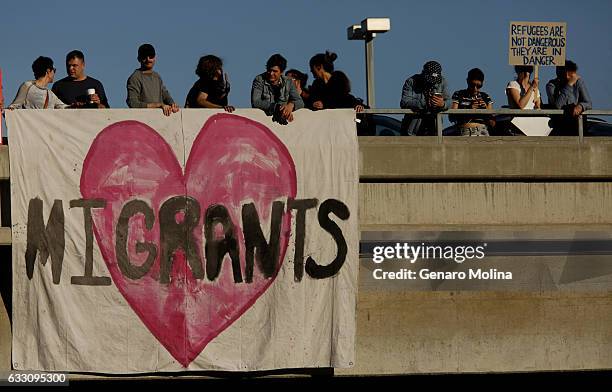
[7,109,359,373]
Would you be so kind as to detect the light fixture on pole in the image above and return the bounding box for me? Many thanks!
[347,18,390,108]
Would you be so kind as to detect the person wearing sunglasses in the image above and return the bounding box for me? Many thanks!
[126,43,179,116]
[448,68,494,136]
[8,56,68,110]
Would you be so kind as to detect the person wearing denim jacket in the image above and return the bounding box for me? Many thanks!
[399,61,450,135]
[546,60,592,136]
[251,54,304,124]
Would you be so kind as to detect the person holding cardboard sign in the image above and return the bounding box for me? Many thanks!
[185,55,234,112]
[506,65,541,110]
[501,65,552,136]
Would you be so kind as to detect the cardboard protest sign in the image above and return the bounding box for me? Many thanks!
[7,109,359,373]
[509,21,566,66]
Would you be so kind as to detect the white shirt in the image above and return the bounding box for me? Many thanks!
[506,80,540,110]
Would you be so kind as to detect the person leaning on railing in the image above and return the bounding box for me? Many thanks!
[285,69,310,107]
[546,60,592,136]
[497,65,548,136]
[321,70,366,112]
[251,54,304,125]
[447,68,494,136]
[126,44,179,117]
[399,61,449,136]
[308,51,364,113]
[185,55,234,113]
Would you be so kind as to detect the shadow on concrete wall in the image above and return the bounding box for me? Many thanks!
[1,245,11,324]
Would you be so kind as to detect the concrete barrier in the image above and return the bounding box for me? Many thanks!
[2,137,612,375]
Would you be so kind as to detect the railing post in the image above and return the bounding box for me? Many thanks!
[578,115,584,143]
[436,113,443,143]
[364,35,376,109]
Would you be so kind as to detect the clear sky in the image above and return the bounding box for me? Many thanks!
[1,0,611,111]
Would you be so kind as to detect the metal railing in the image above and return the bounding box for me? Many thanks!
[361,108,612,143]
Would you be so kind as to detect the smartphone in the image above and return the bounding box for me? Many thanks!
[433,92,443,96]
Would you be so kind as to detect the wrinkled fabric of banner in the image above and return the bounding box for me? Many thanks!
[7,109,358,373]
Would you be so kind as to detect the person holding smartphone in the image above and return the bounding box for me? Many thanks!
[448,68,494,136]
[400,61,449,135]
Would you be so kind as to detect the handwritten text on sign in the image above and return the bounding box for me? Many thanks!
[509,21,566,66]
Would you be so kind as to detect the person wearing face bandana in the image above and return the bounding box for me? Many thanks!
[400,61,450,136]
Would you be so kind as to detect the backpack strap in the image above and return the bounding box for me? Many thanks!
[23,83,34,108]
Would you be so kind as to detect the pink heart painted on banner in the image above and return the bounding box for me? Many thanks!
[80,114,296,367]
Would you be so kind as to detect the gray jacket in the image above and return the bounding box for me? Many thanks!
[399,73,450,135]
[546,78,592,111]
[251,73,304,115]
[400,74,450,111]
